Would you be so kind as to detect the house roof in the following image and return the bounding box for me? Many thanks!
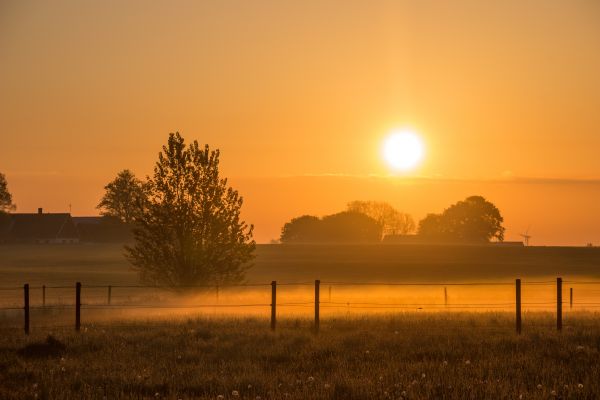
[5,213,79,240]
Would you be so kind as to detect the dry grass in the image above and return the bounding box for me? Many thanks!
[1,313,599,399]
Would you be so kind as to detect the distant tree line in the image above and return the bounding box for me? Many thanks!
[280,196,504,244]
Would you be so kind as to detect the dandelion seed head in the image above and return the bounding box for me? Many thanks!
[421,373,426,378]
[578,383,584,389]
[307,376,315,383]
[232,390,239,397]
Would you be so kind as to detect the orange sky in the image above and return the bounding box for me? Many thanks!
[1,1,599,245]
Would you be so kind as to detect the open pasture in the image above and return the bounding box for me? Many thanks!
[1,314,600,399]
[1,243,600,286]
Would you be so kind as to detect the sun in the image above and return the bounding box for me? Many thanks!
[382,129,424,172]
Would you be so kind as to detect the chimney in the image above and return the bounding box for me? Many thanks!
[38,208,43,215]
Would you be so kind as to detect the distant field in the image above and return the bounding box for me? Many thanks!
[1,314,599,399]
[1,243,600,286]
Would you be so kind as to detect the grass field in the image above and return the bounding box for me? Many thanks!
[1,314,600,399]
[2,245,600,398]
[2,243,600,286]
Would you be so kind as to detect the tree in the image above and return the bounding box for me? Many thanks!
[280,211,382,243]
[0,172,16,213]
[280,215,322,243]
[321,211,382,242]
[97,170,148,224]
[347,200,415,236]
[125,132,255,288]
[417,195,505,242]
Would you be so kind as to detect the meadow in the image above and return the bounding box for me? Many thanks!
[1,314,600,399]
[2,243,600,286]
[2,243,600,399]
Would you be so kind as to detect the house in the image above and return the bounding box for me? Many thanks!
[0,208,79,244]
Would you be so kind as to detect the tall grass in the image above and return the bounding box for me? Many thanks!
[1,313,599,399]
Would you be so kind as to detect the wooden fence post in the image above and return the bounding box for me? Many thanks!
[108,285,112,305]
[314,280,320,333]
[515,279,521,334]
[24,284,30,335]
[75,282,81,332]
[271,281,277,331]
[444,287,448,308]
[42,285,46,308]
[569,287,573,310]
[556,277,562,331]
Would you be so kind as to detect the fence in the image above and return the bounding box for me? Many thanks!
[2,277,600,335]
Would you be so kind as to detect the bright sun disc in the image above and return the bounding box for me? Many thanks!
[383,130,424,171]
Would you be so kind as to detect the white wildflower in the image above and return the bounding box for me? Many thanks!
[464,360,471,365]
[578,383,584,389]
[232,390,239,397]
[421,373,426,378]
[537,384,543,389]
[307,376,315,383]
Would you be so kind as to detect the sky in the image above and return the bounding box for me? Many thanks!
[1,0,599,245]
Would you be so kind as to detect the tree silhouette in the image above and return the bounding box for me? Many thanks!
[0,172,16,213]
[280,215,322,243]
[97,170,148,224]
[280,211,381,243]
[347,200,415,236]
[418,195,505,242]
[125,133,255,288]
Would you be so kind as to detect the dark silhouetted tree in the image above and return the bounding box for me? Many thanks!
[125,132,255,288]
[97,170,148,224]
[0,172,16,214]
[347,200,415,236]
[418,195,505,242]
[280,215,322,243]
[280,211,381,243]
[321,211,382,242]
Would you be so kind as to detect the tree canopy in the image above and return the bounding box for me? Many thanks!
[97,169,148,224]
[125,132,255,288]
[0,172,16,214]
[347,200,415,236]
[417,195,505,242]
[280,211,381,243]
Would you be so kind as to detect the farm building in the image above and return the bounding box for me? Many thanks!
[0,208,79,244]
[0,210,133,244]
